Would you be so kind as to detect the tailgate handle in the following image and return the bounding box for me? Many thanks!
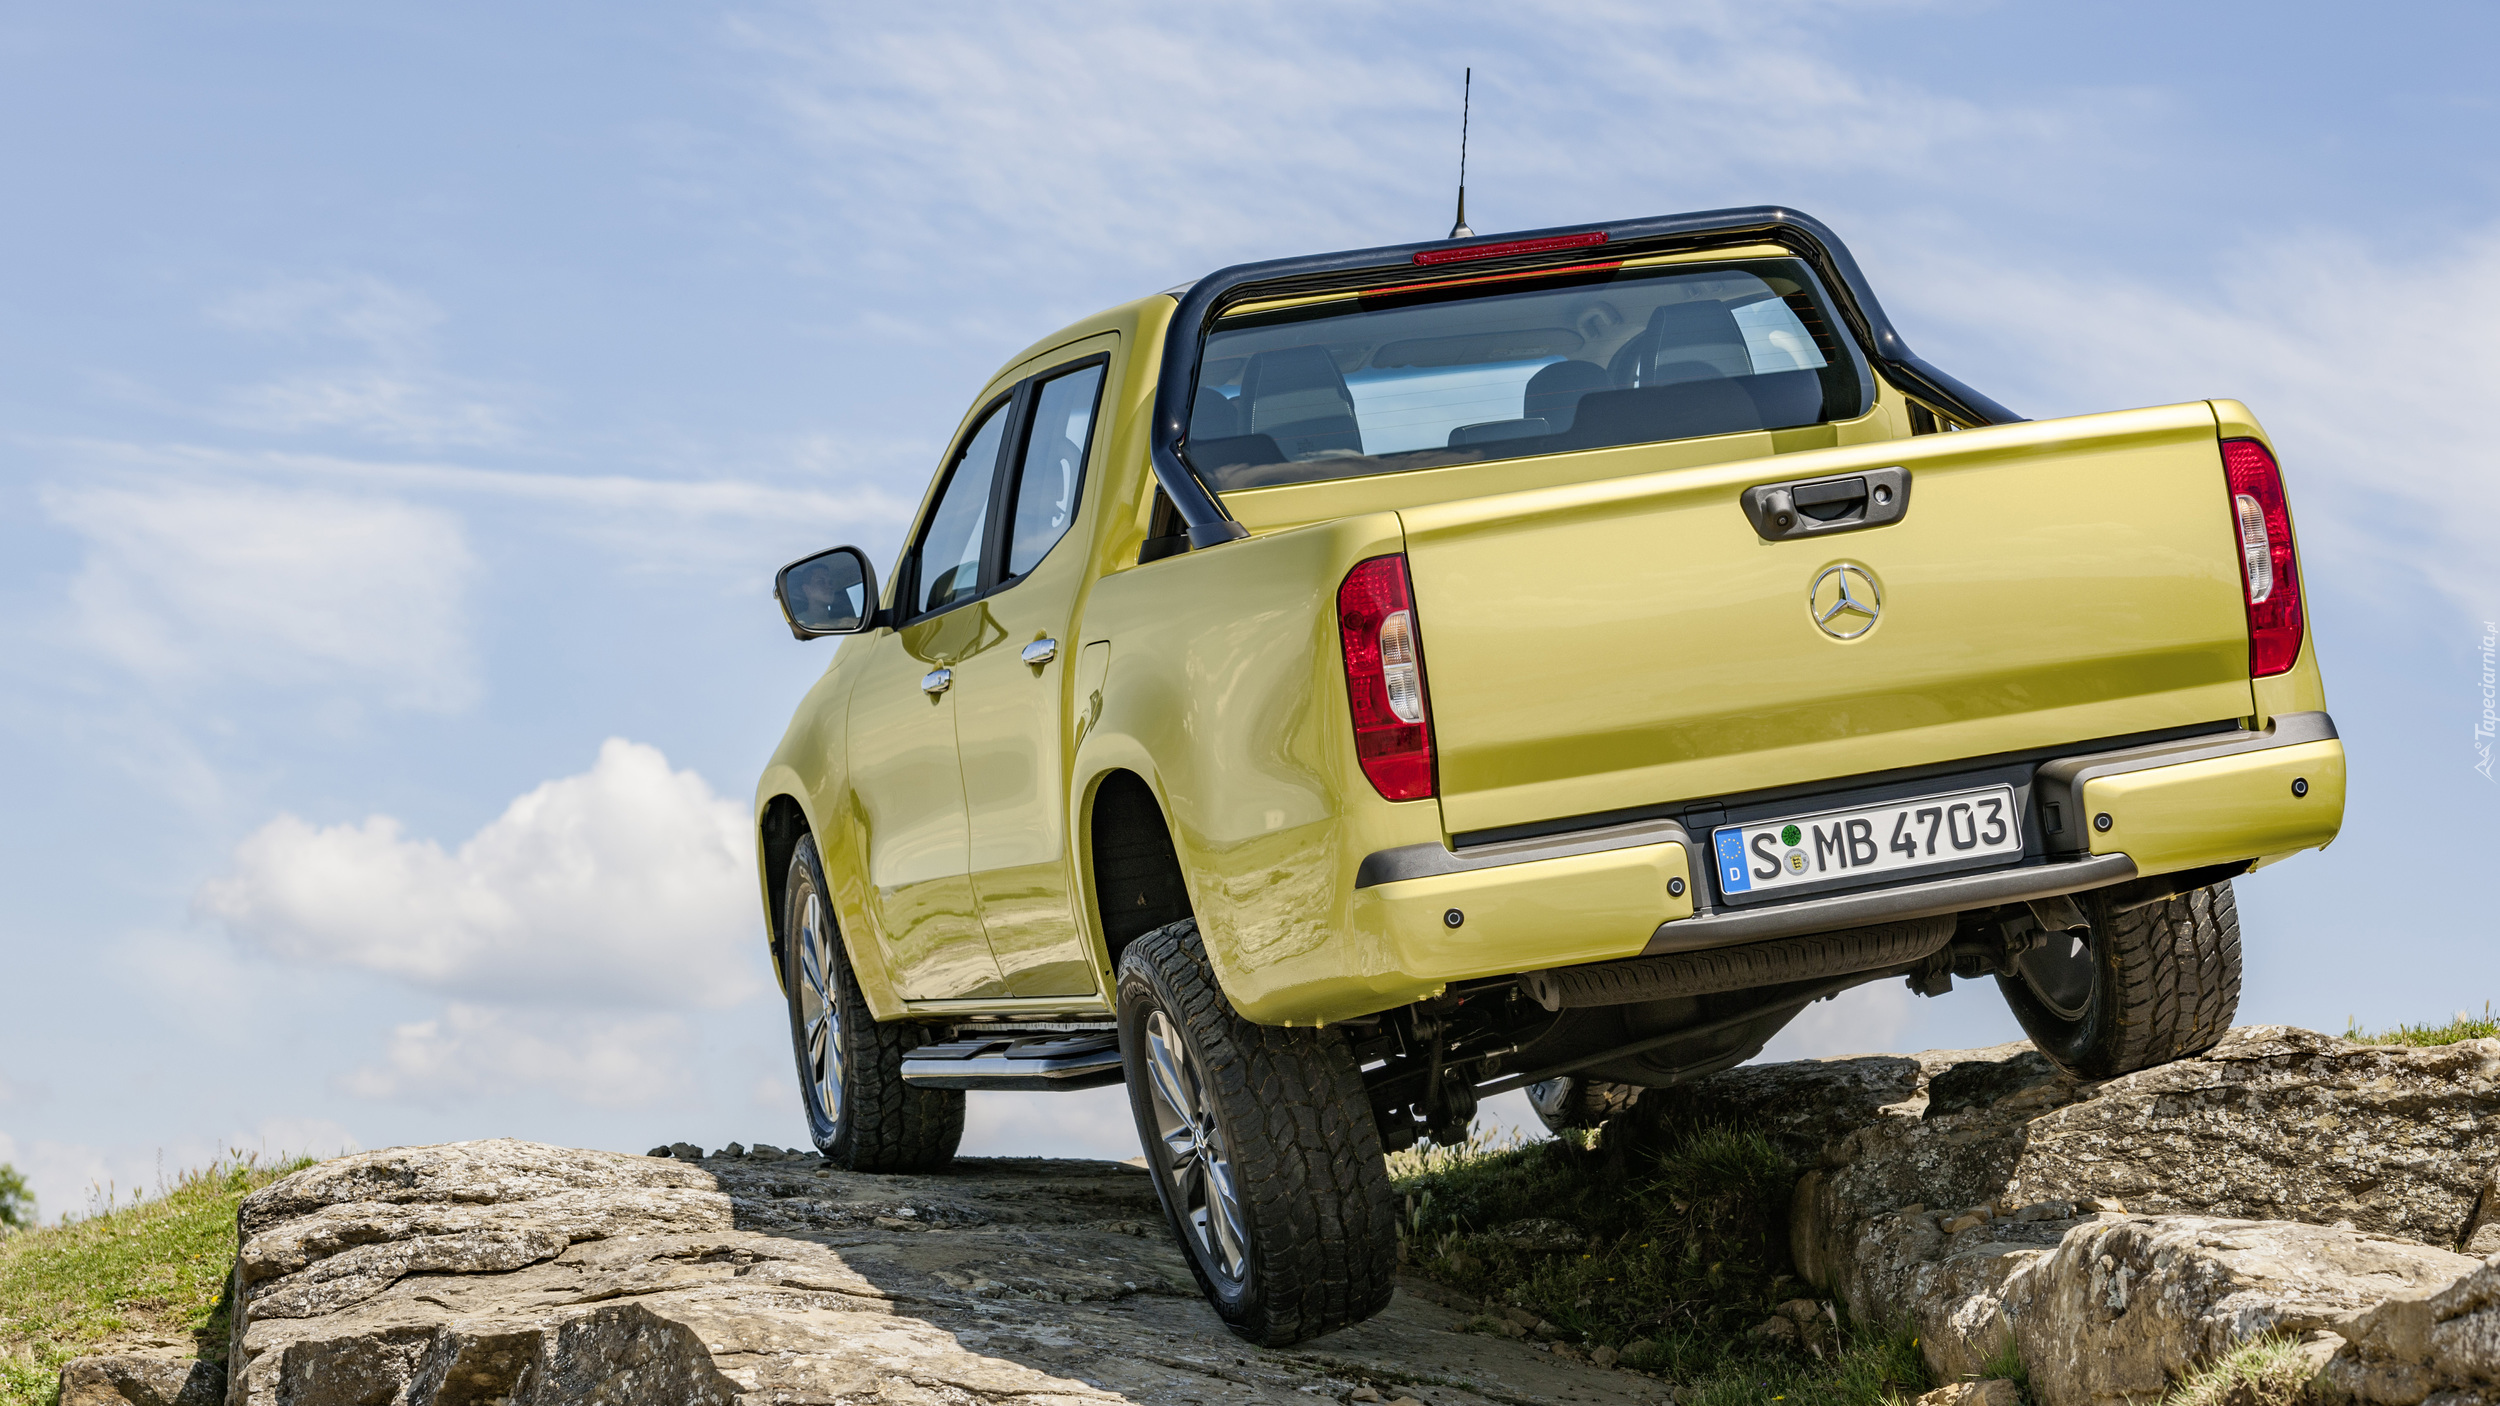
[1741,467,1910,542]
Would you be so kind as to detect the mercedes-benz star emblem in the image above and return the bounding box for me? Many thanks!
[1809,563,1882,640]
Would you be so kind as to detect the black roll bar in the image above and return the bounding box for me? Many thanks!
[1147,204,2022,554]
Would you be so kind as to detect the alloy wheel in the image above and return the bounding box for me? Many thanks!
[797,891,844,1124]
[1143,1009,1247,1283]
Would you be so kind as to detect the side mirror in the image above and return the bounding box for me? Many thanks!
[774,547,879,639]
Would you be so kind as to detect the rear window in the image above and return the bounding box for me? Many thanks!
[1184,258,1871,491]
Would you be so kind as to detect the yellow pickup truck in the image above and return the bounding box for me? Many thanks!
[754,207,2342,1345]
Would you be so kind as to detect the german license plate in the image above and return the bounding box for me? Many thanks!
[1711,784,2021,897]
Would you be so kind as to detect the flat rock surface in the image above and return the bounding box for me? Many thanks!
[218,1138,1669,1406]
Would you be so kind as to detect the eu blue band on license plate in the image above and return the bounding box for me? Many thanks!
[1713,829,1754,894]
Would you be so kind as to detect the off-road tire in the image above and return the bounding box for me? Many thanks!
[1525,1076,1644,1133]
[1117,918,1399,1346]
[783,839,964,1172]
[1997,880,2242,1079]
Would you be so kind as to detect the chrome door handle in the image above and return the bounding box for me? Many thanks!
[920,668,952,695]
[1021,638,1059,666]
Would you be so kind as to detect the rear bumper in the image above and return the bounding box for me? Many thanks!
[1347,833,1696,991]
[1348,710,2343,981]
[2046,711,2344,877]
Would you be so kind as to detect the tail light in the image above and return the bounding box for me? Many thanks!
[1337,555,1436,800]
[2221,438,2305,678]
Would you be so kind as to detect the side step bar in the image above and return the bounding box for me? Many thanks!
[899,1032,1125,1092]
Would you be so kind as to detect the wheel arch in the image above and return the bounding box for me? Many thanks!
[758,792,812,994]
[1081,766,1196,977]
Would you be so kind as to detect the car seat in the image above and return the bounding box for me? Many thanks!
[1190,387,1240,441]
[1642,301,1754,382]
[1521,360,1611,432]
[1238,347,1364,459]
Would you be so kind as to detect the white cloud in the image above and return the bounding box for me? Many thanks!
[199,738,765,1010]
[211,274,445,351]
[0,1122,366,1227]
[0,1133,92,1227]
[46,439,922,582]
[208,274,520,447]
[225,368,519,448]
[43,478,479,710]
[233,1117,364,1162]
[1892,225,2500,611]
[733,0,2085,296]
[342,1004,695,1110]
[63,438,920,522]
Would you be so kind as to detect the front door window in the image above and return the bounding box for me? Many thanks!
[913,405,1008,614]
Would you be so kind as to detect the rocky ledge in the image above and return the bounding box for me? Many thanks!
[1634,1025,2500,1405]
[57,1026,2500,1406]
[64,1139,1670,1406]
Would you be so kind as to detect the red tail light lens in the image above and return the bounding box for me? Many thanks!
[1337,555,1436,800]
[2221,438,2305,678]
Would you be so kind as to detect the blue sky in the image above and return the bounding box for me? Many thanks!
[4,1,2496,1219]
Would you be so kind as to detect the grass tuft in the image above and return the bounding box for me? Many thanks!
[0,1153,313,1406]
[1392,1121,1925,1404]
[1668,1327,1929,1406]
[2161,1334,2321,1406]
[2343,1002,2499,1047]
[1981,1332,2031,1396]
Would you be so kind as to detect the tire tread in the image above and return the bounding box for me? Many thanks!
[783,841,964,1174]
[2003,880,2242,1079]
[1120,919,1398,1346]
[2094,881,2242,1074]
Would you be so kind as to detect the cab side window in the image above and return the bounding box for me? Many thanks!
[911,404,1009,615]
[903,357,1106,618]
[1006,364,1105,578]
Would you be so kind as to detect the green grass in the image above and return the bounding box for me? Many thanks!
[1981,1332,2031,1396]
[2344,1002,2499,1047]
[1390,1124,1927,1405]
[0,1155,311,1406]
[2161,1334,2320,1406]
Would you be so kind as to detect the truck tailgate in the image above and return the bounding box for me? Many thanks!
[1401,402,2255,838]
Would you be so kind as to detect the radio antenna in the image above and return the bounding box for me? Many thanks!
[1449,68,1474,239]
